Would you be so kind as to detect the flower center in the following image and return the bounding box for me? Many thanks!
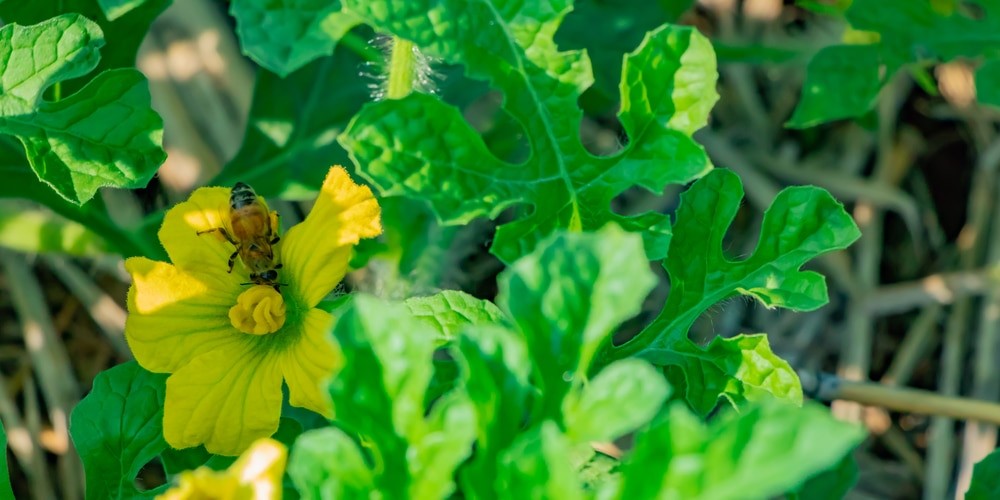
[229,286,286,335]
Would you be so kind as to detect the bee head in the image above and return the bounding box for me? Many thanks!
[259,269,278,281]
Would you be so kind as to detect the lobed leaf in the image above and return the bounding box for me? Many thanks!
[651,334,802,416]
[606,168,859,413]
[340,4,718,263]
[497,225,655,420]
[618,400,866,500]
[0,15,164,204]
[69,361,169,499]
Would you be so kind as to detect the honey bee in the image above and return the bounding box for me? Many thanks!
[197,182,285,291]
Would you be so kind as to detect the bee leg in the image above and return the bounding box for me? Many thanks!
[227,250,239,273]
[274,263,283,269]
[270,235,280,244]
[198,227,237,246]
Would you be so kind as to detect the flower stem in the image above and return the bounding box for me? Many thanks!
[386,37,416,99]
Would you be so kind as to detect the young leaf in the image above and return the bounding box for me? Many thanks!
[0,15,165,204]
[453,325,532,497]
[562,358,670,443]
[70,361,169,500]
[340,5,718,263]
[328,294,476,498]
[497,422,584,500]
[606,168,859,413]
[968,447,1000,500]
[618,400,866,500]
[497,225,655,420]
[287,427,375,499]
[230,0,360,77]
[406,290,506,342]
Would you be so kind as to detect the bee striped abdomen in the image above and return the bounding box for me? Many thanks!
[230,182,258,209]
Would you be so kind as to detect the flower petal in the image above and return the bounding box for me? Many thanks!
[159,185,249,278]
[231,438,287,497]
[281,166,382,307]
[163,342,283,456]
[280,309,338,418]
[125,257,245,373]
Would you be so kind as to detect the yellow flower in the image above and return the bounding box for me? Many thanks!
[156,437,287,499]
[125,166,382,456]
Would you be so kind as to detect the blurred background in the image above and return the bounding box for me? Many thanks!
[1,0,997,498]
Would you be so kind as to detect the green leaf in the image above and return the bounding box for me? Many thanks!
[0,0,170,93]
[0,202,108,255]
[786,45,883,128]
[341,8,717,263]
[788,452,859,500]
[230,0,360,77]
[976,59,1000,108]
[790,0,1000,126]
[97,0,152,21]
[287,427,374,499]
[406,290,506,343]
[328,294,476,498]
[0,164,153,257]
[409,390,477,499]
[497,225,655,421]
[562,359,670,443]
[968,447,1000,500]
[555,0,693,110]
[453,325,532,497]
[0,417,12,500]
[607,168,859,413]
[210,51,370,197]
[0,15,165,204]
[70,361,169,500]
[654,334,802,416]
[497,421,584,500]
[618,400,866,500]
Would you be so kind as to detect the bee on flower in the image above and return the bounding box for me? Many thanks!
[124,166,382,456]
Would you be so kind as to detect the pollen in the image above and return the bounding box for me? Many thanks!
[229,286,286,335]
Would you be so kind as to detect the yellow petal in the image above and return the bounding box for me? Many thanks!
[231,438,288,498]
[156,438,287,500]
[280,309,338,418]
[159,185,249,277]
[125,257,245,373]
[163,343,283,456]
[281,166,382,307]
